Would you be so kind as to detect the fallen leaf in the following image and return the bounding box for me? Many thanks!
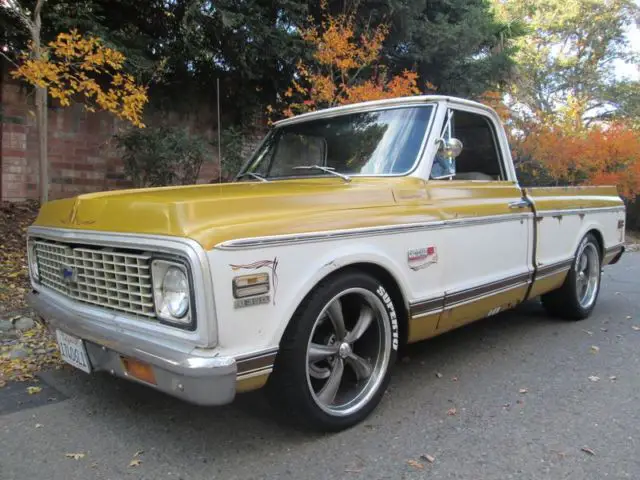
[447,407,457,416]
[65,453,85,460]
[91,463,98,468]
[626,316,632,320]
[600,328,608,332]
[451,376,458,382]
[581,447,596,456]
[609,375,617,381]
[590,346,600,353]
[26,386,41,395]
[582,329,594,336]
[435,372,443,378]
[519,388,528,394]
[588,375,600,382]
[129,458,142,467]
[420,454,436,464]
[134,450,144,457]
[632,326,640,331]
[35,423,43,428]
[406,460,424,469]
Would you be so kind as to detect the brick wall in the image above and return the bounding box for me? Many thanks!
[0,74,256,202]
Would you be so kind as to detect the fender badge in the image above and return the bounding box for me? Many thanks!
[408,246,438,271]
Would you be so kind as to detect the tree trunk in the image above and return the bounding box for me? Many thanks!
[32,0,47,203]
[35,86,48,203]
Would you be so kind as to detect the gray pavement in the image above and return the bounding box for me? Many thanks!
[1,253,639,480]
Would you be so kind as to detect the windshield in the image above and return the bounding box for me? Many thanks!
[240,105,434,179]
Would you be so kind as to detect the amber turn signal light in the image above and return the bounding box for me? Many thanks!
[121,357,157,385]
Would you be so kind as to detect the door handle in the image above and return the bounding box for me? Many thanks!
[509,199,530,209]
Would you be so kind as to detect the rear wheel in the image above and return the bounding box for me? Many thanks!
[267,271,398,431]
[541,233,601,320]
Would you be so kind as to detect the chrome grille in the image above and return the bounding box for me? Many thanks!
[33,240,155,318]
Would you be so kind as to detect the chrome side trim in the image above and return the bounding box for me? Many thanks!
[409,297,445,318]
[444,272,531,308]
[216,213,533,250]
[536,258,574,278]
[27,226,218,347]
[409,271,531,318]
[443,281,530,310]
[536,206,625,217]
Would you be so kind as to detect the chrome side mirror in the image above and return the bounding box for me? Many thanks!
[437,137,463,159]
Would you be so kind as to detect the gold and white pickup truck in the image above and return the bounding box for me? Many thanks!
[27,96,626,431]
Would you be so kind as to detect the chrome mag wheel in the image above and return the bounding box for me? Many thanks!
[576,241,600,309]
[305,287,392,417]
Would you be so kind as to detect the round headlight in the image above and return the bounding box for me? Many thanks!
[162,267,189,318]
[28,243,40,282]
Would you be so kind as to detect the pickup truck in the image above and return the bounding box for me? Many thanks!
[27,95,626,431]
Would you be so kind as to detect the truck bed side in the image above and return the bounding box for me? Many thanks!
[524,185,625,298]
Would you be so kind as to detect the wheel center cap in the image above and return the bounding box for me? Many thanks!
[338,342,352,359]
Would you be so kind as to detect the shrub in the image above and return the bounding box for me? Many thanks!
[115,127,209,187]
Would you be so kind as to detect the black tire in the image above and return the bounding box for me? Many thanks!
[267,270,399,431]
[541,233,602,320]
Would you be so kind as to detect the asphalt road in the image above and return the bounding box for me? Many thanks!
[1,252,639,480]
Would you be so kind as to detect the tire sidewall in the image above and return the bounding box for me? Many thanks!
[274,271,398,431]
[568,234,602,317]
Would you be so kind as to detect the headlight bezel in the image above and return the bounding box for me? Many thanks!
[151,257,197,331]
[27,240,40,283]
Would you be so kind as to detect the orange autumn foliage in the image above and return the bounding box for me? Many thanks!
[12,30,148,127]
[480,92,640,199]
[276,2,421,118]
[518,122,640,198]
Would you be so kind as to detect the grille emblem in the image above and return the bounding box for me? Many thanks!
[60,264,77,285]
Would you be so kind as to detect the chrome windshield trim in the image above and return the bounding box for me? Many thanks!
[27,227,217,348]
[238,103,438,182]
[215,212,533,250]
[273,95,493,127]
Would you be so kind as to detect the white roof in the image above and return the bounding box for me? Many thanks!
[273,95,493,127]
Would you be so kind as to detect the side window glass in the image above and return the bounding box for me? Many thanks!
[430,109,504,181]
[451,111,504,181]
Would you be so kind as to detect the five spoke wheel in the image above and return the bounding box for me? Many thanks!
[305,287,392,417]
[575,241,600,309]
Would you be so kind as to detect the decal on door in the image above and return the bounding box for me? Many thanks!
[407,246,438,271]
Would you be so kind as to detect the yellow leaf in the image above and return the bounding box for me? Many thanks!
[129,458,142,467]
[65,453,86,460]
[27,386,42,395]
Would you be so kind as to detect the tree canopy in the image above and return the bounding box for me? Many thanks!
[2,0,519,123]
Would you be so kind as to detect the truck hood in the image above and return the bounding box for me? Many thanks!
[32,178,416,250]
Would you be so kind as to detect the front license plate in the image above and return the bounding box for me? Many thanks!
[56,330,91,373]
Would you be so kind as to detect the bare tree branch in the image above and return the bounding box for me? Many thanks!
[1,0,34,31]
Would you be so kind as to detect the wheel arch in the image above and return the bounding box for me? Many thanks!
[273,258,411,351]
[585,228,605,261]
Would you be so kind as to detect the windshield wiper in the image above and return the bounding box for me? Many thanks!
[292,165,351,183]
[236,172,269,182]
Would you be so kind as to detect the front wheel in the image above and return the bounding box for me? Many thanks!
[267,271,399,431]
[542,233,602,320]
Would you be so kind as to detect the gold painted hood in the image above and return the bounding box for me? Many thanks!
[33,178,418,250]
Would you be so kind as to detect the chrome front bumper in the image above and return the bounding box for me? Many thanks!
[28,290,237,406]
